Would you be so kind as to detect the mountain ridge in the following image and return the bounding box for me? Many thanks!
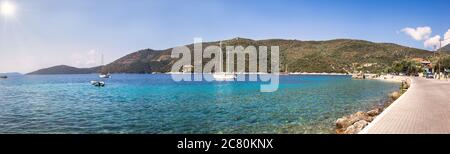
[28,38,435,74]
[441,44,450,54]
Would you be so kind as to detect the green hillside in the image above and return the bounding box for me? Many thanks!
[102,38,433,74]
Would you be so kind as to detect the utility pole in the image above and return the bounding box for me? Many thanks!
[433,44,437,79]
[438,40,441,79]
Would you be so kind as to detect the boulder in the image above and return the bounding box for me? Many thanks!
[405,79,412,87]
[343,120,369,134]
[366,116,375,122]
[349,111,371,123]
[402,81,410,89]
[336,117,352,129]
[336,111,371,129]
[367,108,381,117]
[389,91,401,100]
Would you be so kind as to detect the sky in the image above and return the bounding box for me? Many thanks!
[0,0,449,73]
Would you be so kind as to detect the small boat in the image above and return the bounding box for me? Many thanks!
[91,80,105,87]
[0,76,7,79]
[213,73,236,81]
[99,73,111,78]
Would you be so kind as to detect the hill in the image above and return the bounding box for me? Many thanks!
[0,72,22,76]
[441,44,450,54]
[27,65,101,75]
[101,38,432,74]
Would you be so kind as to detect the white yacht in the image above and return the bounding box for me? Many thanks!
[213,73,236,81]
[212,41,236,81]
[99,73,111,78]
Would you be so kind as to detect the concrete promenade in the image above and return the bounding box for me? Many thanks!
[362,78,450,134]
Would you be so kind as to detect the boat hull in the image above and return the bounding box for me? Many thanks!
[213,73,236,81]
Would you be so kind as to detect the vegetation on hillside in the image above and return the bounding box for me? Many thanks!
[101,38,433,74]
[384,60,423,75]
[29,38,438,74]
[433,54,450,72]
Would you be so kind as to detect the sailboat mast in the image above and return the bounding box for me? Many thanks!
[100,53,105,74]
[218,41,223,73]
[101,53,104,66]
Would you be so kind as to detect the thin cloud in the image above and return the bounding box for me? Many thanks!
[401,26,432,41]
[424,35,441,50]
[70,49,101,68]
[443,29,450,47]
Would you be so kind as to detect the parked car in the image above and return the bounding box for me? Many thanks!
[426,72,434,79]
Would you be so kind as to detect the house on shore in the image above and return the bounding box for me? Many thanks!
[182,65,194,73]
[411,58,432,74]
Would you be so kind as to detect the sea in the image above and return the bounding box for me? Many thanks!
[0,74,399,134]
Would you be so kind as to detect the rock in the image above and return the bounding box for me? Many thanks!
[343,125,357,134]
[366,116,375,122]
[352,72,365,79]
[402,81,410,89]
[405,79,412,88]
[336,111,371,130]
[349,111,371,123]
[354,120,369,128]
[389,91,401,100]
[367,108,381,117]
[343,120,369,134]
[336,117,352,129]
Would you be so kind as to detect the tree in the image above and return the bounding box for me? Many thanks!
[388,60,422,76]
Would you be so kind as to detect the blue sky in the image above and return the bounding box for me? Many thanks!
[0,0,449,73]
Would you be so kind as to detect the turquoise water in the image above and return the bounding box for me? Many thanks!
[0,74,399,134]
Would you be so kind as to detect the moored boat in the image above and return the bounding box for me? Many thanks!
[213,73,236,81]
[90,80,105,87]
[99,73,111,78]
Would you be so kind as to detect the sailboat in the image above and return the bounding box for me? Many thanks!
[213,41,236,81]
[99,73,110,78]
[99,53,111,78]
[91,53,108,87]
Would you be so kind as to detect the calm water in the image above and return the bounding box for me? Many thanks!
[0,74,399,134]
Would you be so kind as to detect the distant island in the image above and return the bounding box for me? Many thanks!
[28,65,101,75]
[28,38,445,75]
[0,72,22,76]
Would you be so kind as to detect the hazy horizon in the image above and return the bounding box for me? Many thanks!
[1,0,449,73]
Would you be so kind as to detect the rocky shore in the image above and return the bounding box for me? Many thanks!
[335,77,411,134]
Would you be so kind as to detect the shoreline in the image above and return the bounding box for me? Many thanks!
[288,72,349,76]
[166,72,350,76]
[372,75,409,83]
[359,78,414,134]
[335,75,411,134]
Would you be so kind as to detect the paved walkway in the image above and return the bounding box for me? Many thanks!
[362,78,450,134]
